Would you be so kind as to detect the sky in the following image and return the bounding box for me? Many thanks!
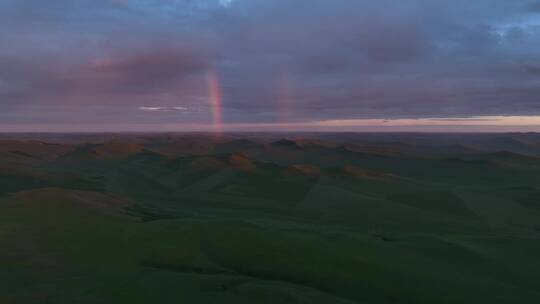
[2,0,540,132]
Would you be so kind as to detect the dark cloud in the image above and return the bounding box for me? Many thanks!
[1,0,540,128]
[528,1,540,12]
[65,48,211,94]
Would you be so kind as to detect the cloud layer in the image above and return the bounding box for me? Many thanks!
[1,0,540,129]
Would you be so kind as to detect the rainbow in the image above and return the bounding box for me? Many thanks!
[277,71,292,123]
[207,70,223,133]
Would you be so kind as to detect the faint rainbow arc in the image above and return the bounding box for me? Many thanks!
[207,70,223,133]
[277,71,292,123]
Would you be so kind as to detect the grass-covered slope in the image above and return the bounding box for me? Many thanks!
[1,134,540,303]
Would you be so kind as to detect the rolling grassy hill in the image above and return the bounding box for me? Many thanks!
[1,133,540,303]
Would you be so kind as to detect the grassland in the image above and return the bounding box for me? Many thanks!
[1,133,540,303]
